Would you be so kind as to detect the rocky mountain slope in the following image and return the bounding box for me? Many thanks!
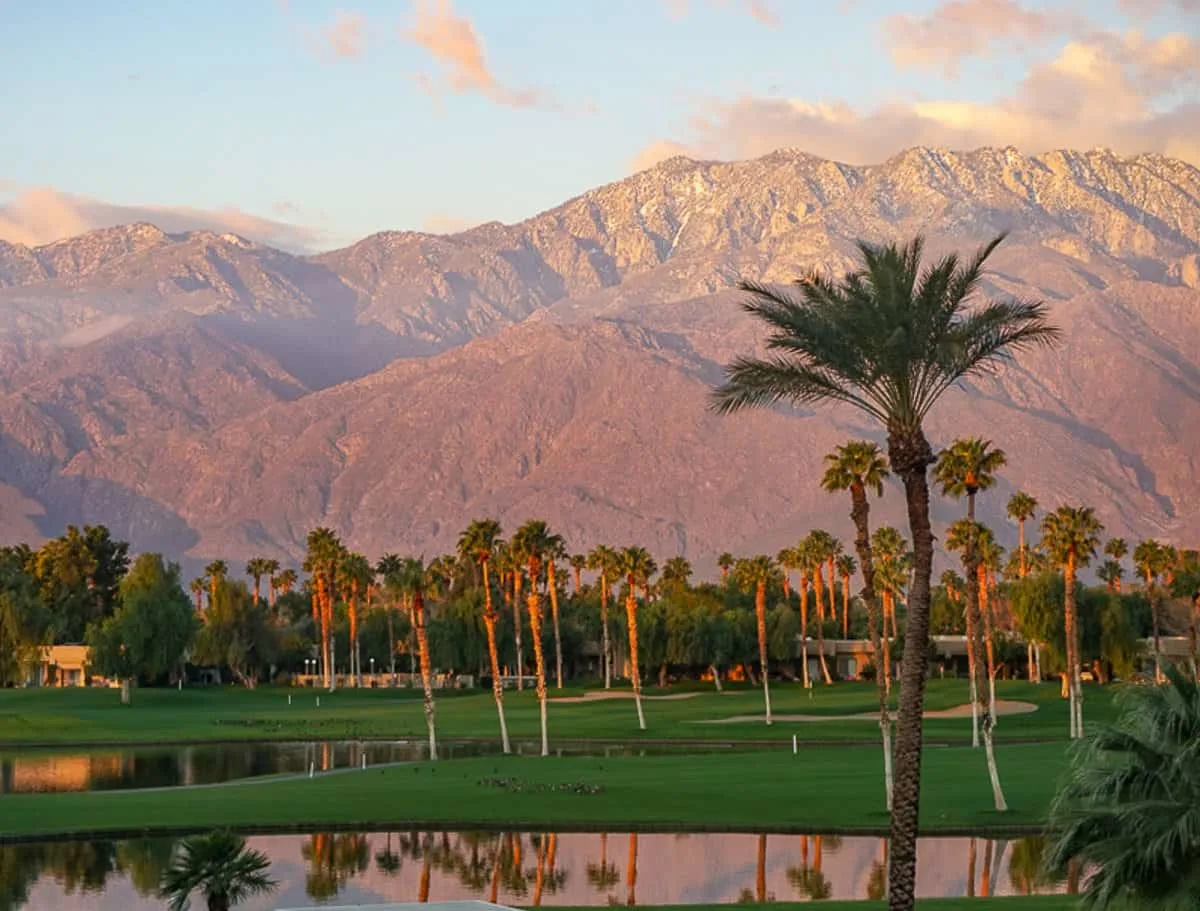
[1,145,1198,573]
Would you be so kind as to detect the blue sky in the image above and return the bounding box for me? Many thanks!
[1,0,1197,250]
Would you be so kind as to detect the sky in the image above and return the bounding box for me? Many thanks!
[1,0,1198,251]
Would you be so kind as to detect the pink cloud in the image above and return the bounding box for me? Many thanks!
[663,0,780,26]
[323,10,366,58]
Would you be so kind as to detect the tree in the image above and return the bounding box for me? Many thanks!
[945,520,1007,810]
[587,545,619,689]
[872,525,907,686]
[0,548,47,687]
[273,568,297,598]
[259,559,281,606]
[1097,560,1124,593]
[189,578,206,615]
[1103,538,1128,592]
[661,556,693,593]
[512,520,560,755]
[194,581,278,689]
[397,557,438,759]
[303,528,343,687]
[161,830,276,911]
[458,518,511,753]
[717,553,734,581]
[544,534,568,690]
[1042,506,1103,738]
[376,554,404,677]
[806,530,838,685]
[204,561,228,607]
[337,552,374,686]
[244,558,273,606]
[87,554,198,704]
[821,438,892,809]
[618,546,656,731]
[1134,539,1171,683]
[569,553,586,595]
[777,547,798,600]
[712,233,1059,909]
[1006,492,1038,579]
[836,553,857,637]
[734,555,782,724]
[1047,664,1200,909]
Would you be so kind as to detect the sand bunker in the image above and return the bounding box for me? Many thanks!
[550,691,704,704]
[692,700,1038,724]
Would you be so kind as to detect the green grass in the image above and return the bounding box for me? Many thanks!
[0,679,1118,747]
[553,901,1076,911]
[0,742,1069,840]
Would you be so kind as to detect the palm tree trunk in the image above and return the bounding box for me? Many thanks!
[967,837,977,898]
[849,480,891,811]
[1018,518,1027,578]
[533,834,547,906]
[981,839,993,897]
[625,584,646,730]
[885,429,937,911]
[842,572,850,638]
[1151,583,1164,685]
[253,574,262,606]
[979,565,997,718]
[350,587,361,688]
[526,587,550,756]
[812,569,833,685]
[965,627,980,748]
[755,580,773,725]
[489,846,502,903]
[419,850,431,903]
[799,575,811,689]
[573,565,582,594]
[1065,554,1081,739]
[882,592,893,697]
[513,572,525,691]
[756,834,767,903]
[387,602,396,679]
[1026,642,1035,683]
[827,557,837,630]
[482,559,511,754]
[626,833,638,907]
[412,592,438,760]
[548,561,564,689]
[601,573,612,689]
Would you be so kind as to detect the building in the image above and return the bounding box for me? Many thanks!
[26,644,100,687]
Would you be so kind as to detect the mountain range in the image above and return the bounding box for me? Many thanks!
[2,145,1198,576]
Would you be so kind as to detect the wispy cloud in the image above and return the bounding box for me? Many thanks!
[1118,0,1200,15]
[663,0,780,25]
[631,29,1200,168]
[403,0,542,108]
[883,0,1081,74]
[323,10,367,58]
[0,187,329,252]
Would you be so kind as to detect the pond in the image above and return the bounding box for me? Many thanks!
[5,830,1072,909]
[0,741,733,793]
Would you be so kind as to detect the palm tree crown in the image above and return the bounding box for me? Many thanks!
[1006,491,1038,524]
[821,440,888,496]
[1041,507,1102,567]
[161,829,276,911]
[1104,537,1129,562]
[733,555,780,591]
[458,519,503,568]
[935,438,1007,500]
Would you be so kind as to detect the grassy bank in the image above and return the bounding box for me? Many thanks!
[554,901,1076,911]
[0,679,1114,747]
[0,742,1067,840]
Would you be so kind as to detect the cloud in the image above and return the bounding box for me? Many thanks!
[1119,0,1200,14]
[420,214,478,234]
[663,0,779,25]
[630,140,691,172]
[0,187,328,252]
[883,0,1080,73]
[323,10,366,58]
[403,0,541,108]
[631,30,1200,168]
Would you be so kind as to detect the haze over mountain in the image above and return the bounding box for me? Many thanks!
[1,145,1198,574]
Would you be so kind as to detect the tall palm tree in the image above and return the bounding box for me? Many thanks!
[821,438,891,808]
[618,545,655,730]
[1047,663,1200,908]
[825,536,843,627]
[273,567,296,597]
[1104,537,1128,585]
[807,531,838,684]
[1005,492,1038,579]
[836,553,857,638]
[204,561,228,607]
[713,234,1059,909]
[945,519,1008,810]
[1042,506,1103,738]
[512,520,559,755]
[794,540,815,688]
[494,541,523,691]
[661,556,693,593]
[544,534,568,690]
[398,557,438,759]
[458,519,511,753]
[777,547,798,600]
[734,555,782,724]
[303,528,343,688]
[161,830,276,911]
[376,554,404,678]
[1097,560,1123,593]
[245,558,272,606]
[190,577,207,614]
[337,552,374,686]
[569,554,586,595]
[1134,539,1169,683]
[717,552,734,581]
[587,545,619,689]
[260,559,281,606]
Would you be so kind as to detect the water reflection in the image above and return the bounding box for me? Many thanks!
[0,741,712,794]
[2,831,1076,910]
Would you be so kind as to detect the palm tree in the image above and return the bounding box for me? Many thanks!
[337,552,373,686]
[244,558,272,606]
[794,540,815,688]
[190,577,207,614]
[821,439,892,808]
[258,559,281,606]
[494,541,523,691]
[945,519,1008,810]
[569,554,586,594]
[398,557,438,759]
[618,545,655,730]
[1047,663,1200,908]
[204,561,228,607]
[512,520,560,754]
[825,536,843,628]
[776,547,798,600]
[544,534,568,690]
[713,234,1059,908]
[587,545,619,689]
[661,556,693,593]
[1005,492,1038,578]
[273,567,296,597]
[1134,539,1170,683]
[871,525,907,681]
[303,528,343,688]
[376,554,403,678]
[734,555,781,724]
[1042,506,1103,738]
[836,553,857,637]
[160,830,275,911]
[806,531,838,684]
[1097,560,1123,593]
[717,552,734,581]
[458,519,511,753]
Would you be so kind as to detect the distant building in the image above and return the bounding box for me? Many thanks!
[25,644,108,687]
